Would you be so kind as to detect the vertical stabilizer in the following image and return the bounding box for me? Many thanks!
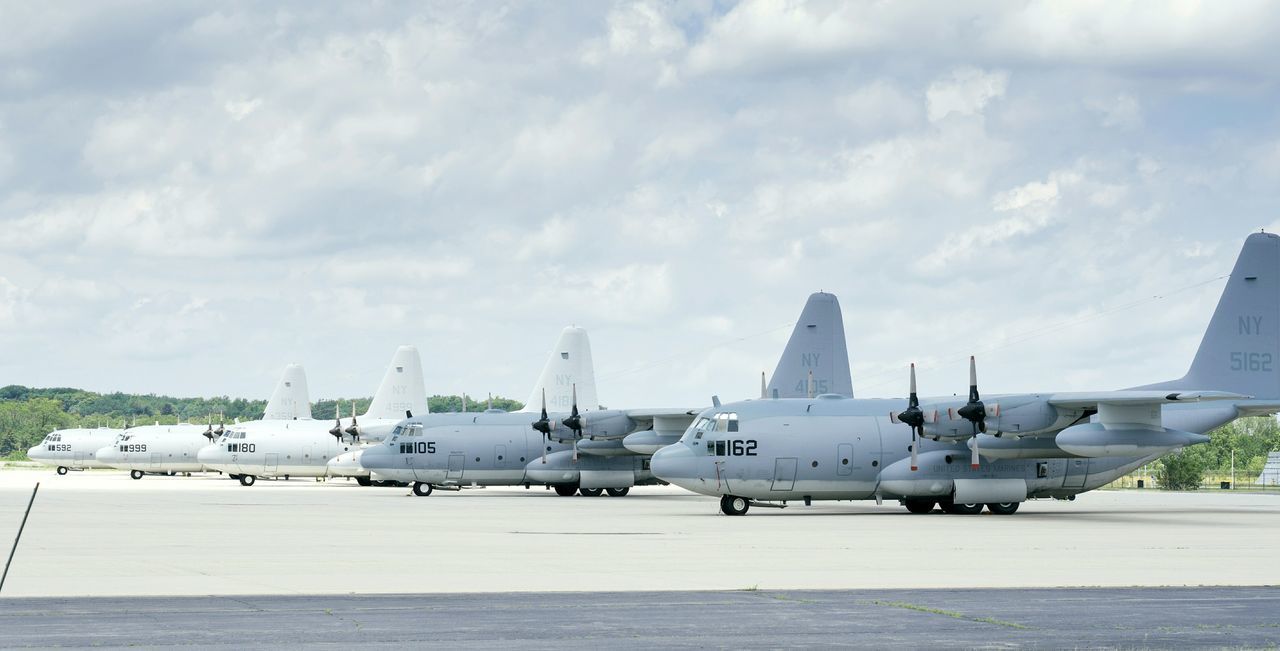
[520,327,600,413]
[365,345,430,419]
[767,292,854,398]
[1138,232,1280,399]
[262,363,312,420]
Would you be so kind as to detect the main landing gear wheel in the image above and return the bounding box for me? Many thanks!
[940,500,983,515]
[987,502,1020,515]
[130,470,144,480]
[56,466,68,475]
[578,487,603,497]
[239,475,256,486]
[903,499,935,514]
[720,495,750,516]
[554,484,578,497]
[412,482,433,497]
[605,487,630,497]
[356,476,373,487]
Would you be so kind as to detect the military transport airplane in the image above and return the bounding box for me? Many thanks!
[652,232,1280,515]
[92,364,314,479]
[358,292,854,497]
[196,346,428,485]
[27,426,123,475]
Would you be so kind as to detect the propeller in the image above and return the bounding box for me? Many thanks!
[947,356,1001,470]
[956,356,985,469]
[344,400,360,443]
[531,389,552,464]
[214,413,225,437]
[328,403,343,442]
[562,384,583,462]
[891,364,926,472]
[202,415,215,441]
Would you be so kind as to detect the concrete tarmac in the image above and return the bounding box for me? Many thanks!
[1,470,1279,598]
[3,587,1279,649]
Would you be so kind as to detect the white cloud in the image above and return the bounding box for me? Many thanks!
[0,3,1276,404]
[926,67,1009,122]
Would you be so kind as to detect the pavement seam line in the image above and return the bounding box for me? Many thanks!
[862,599,1033,630]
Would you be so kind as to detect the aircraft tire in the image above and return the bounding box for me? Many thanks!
[578,487,603,497]
[605,487,630,497]
[940,500,982,515]
[720,495,750,516]
[239,475,256,487]
[130,470,144,480]
[356,476,373,487]
[903,499,935,514]
[56,466,68,476]
[553,484,578,497]
[412,482,433,497]
[987,502,1020,515]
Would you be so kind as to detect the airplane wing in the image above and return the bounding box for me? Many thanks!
[1047,390,1250,409]
[624,407,701,434]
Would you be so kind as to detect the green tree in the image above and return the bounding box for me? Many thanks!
[1156,447,1210,490]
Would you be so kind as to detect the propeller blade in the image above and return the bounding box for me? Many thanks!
[955,356,989,438]
[562,384,583,435]
[971,432,980,470]
[910,427,919,472]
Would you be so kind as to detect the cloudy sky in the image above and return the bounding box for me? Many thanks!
[2,1,1279,407]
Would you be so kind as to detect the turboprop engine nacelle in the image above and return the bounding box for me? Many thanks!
[984,396,1061,436]
[551,410,637,442]
[1054,422,1209,458]
[965,434,1077,459]
[922,395,1062,440]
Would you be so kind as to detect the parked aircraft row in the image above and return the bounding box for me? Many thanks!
[25,232,1280,516]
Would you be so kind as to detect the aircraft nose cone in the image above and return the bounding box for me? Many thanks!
[650,443,695,482]
[26,445,43,461]
[96,446,120,465]
[359,445,391,470]
[196,444,220,466]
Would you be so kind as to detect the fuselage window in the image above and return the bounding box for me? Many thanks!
[714,440,726,456]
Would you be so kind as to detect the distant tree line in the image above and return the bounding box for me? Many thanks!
[1153,417,1280,490]
[0,385,523,459]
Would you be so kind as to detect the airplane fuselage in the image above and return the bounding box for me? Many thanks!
[96,425,211,475]
[27,428,122,472]
[359,411,655,490]
[651,396,1239,507]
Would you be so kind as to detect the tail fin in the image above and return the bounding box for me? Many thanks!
[767,292,854,398]
[519,326,599,413]
[1139,232,1280,399]
[364,345,429,419]
[262,363,312,420]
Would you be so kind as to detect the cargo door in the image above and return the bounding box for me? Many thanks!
[74,452,86,466]
[447,454,464,480]
[771,457,797,491]
[264,453,279,473]
[494,444,508,468]
[836,444,853,476]
[149,452,162,469]
[1063,458,1089,489]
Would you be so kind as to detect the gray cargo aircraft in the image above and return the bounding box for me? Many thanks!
[358,292,854,496]
[651,232,1280,515]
